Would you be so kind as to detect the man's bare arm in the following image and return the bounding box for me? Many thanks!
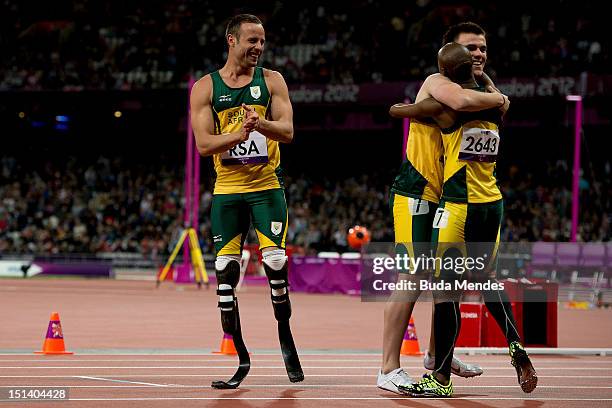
[390,98,456,129]
[390,98,446,119]
[425,74,508,112]
[252,70,294,143]
[478,72,509,116]
[190,75,254,156]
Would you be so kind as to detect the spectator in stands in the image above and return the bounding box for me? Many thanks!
[0,155,609,255]
[1,2,608,90]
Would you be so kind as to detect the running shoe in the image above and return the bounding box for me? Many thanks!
[509,341,538,393]
[377,368,415,395]
[398,373,453,397]
[424,351,483,377]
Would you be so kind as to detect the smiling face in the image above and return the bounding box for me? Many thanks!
[454,32,487,77]
[228,22,265,68]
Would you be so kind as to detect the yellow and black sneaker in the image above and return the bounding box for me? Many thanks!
[509,341,538,393]
[398,373,453,397]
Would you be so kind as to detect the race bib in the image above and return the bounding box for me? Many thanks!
[408,198,430,215]
[432,208,449,229]
[221,131,269,165]
[458,127,500,163]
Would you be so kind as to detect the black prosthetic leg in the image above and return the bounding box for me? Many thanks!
[264,262,304,383]
[211,260,251,389]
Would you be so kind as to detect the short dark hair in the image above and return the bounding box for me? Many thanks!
[225,14,263,41]
[442,22,486,45]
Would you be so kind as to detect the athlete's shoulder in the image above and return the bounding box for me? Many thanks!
[262,68,285,80]
[263,68,287,84]
[195,73,214,87]
[262,68,288,93]
[423,73,452,86]
[191,74,213,102]
[415,73,447,101]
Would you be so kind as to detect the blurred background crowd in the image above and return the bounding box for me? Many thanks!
[0,0,609,257]
[1,0,607,90]
[1,154,609,255]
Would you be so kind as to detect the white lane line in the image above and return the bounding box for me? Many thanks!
[22,397,612,401]
[3,374,612,378]
[1,365,609,370]
[1,384,611,389]
[1,350,607,356]
[0,355,612,364]
[0,353,390,356]
[75,376,168,387]
[1,359,611,364]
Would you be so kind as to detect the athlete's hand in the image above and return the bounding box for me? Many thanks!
[238,126,250,142]
[498,93,510,115]
[481,74,509,114]
[239,104,257,141]
[242,103,260,132]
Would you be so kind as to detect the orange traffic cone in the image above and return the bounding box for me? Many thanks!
[34,312,73,355]
[400,317,423,356]
[212,333,238,355]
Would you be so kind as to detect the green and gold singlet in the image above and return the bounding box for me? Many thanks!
[392,120,444,203]
[440,105,503,204]
[211,67,283,194]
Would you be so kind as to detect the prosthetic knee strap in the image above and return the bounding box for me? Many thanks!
[263,250,291,321]
[215,256,241,334]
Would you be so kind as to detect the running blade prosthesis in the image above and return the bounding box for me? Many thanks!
[211,306,250,389]
[210,321,303,387]
[279,320,304,382]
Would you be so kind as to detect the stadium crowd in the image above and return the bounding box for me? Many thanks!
[1,1,607,90]
[1,1,610,256]
[0,155,609,256]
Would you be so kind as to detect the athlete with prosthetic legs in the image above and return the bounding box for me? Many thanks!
[190,14,303,388]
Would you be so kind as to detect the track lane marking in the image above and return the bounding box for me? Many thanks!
[2,374,612,378]
[75,376,168,387]
[1,384,611,389]
[20,397,612,401]
[1,365,610,370]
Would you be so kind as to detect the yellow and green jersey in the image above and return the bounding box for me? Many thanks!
[210,67,283,194]
[440,102,503,204]
[392,120,444,204]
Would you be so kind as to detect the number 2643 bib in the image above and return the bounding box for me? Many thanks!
[458,127,500,163]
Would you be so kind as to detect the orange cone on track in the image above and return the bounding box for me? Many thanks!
[212,333,238,355]
[400,317,423,356]
[34,312,73,355]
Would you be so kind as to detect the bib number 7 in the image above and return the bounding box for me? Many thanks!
[432,208,449,229]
